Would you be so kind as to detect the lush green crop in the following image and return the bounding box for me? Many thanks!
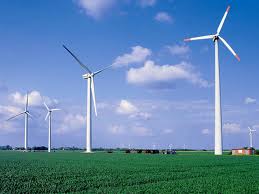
[0,151,259,193]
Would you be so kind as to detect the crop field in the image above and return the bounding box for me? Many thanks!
[0,151,259,193]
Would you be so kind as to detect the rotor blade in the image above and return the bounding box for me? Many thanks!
[62,45,92,73]
[219,36,240,61]
[93,64,113,76]
[184,35,215,42]
[26,112,34,119]
[91,77,98,116]
[217,6,230,34]
[25,92,29,111]
[45,112,50,121]
[6,112,24,121]
[44,102,50,111]
[51,108,61,111]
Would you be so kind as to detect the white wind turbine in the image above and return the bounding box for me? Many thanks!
[63,45,112,153]
[7,92,33,151]
[44,102,60,153]
[184,6,240,155]
[248,127,256,148]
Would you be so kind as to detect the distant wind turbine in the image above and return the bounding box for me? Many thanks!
[248,127,256,148]
[7,92,33,151]
[44,102,60,153]
[63,45,112,153]
[184,6,240,155]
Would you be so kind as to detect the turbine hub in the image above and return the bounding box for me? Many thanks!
[213,36,219,42]
[83,73,91,79]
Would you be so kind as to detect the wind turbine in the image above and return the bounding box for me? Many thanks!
[44,102,60,153]
[7,92,33,151]
[248,127,256,148]
[184,6,240,155]
[63,45,112,153]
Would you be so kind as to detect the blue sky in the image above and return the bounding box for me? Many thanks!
[0,0,259,149]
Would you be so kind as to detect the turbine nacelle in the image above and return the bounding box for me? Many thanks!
[83,73,93,79]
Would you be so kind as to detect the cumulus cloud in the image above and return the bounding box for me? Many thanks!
[223,123,241,134]
[109,124,125,135]
[116,100,151,120]
[201,128,210,135]
[0,122,18,134]
[0,105,23,117]
[9,91,58,107]
[108,123,152,136]
[77,0,116,19]
[162,129,173,134]
[131,125,153,136]
[244,97,256,105]
[155,12,172,23]
[113,46,151,67]
[56,114,85,134]
[167,44,190,56]
[127,60,210,88]
[139,0,156,7]
[116,100,138,115]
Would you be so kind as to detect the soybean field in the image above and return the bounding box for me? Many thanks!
[0,151,259,193]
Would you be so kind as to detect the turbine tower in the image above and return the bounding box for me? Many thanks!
[44,102,60,152]
[184,6,240,155]
[248,127,256,148]
[7,92,33,151]
[63,45,112,153]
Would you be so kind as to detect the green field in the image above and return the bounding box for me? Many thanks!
[0,151,259,193]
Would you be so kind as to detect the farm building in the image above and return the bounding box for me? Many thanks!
[232,148,255,155]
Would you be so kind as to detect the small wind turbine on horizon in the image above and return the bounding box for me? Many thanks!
[6,92,33,151]
[63,45,112,153]
[248,127,256,148]
[44,102,61,153]
[184,6,240,155]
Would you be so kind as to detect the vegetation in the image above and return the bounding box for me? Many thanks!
[0,151,259,193]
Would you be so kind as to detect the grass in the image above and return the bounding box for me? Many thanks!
[0,151,259,193]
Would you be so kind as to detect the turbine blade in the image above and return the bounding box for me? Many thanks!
[62,45,92,73]
[25,92,29,111]
[45,112,50,121]
[44,102,50,111]
[217,6,230,34]
[91,77,98,116]
[93,64,113,76]
[219,36,240,61]
[6,112,24,121]
[51,108,61,111]
[26,112,34,119]
[184,35,214,42]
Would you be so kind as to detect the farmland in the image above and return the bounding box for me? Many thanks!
[0,151,259,193]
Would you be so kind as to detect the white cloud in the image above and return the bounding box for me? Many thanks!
[109,124,125,135]
[9,91,58,107]
[113,46,151,67]
[201,128,210,135]
[116,100,151,120]
[167,44,190,56]
[223,123,241,134]
[77,0,116,19]
[162,129,173,134]
[131,125,153,136]
[56,114,85,134]
[116,100,138,115]
[0,122,17,134]
[127,60,210,88]
[139,0,156,7]
[0,105,23,117]
[244,97,256,105]
[155,12,172,23]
